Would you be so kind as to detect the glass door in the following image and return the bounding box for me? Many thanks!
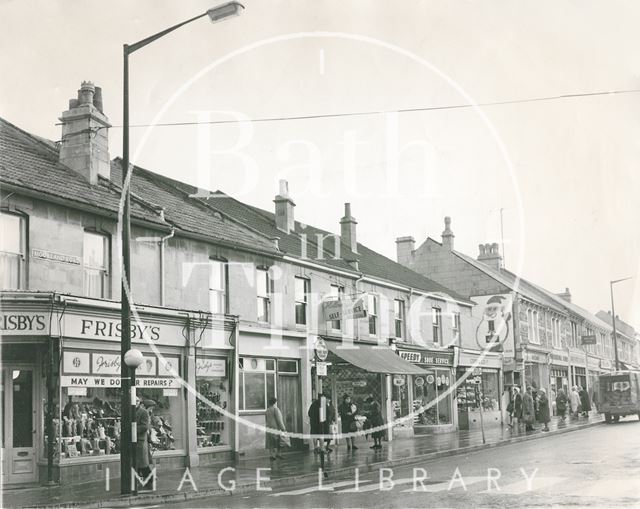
[2,366,37,484]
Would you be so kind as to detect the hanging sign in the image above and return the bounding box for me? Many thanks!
[581,335,597,346]
[316,361,328,377]
[393,375,405,386]
[322,295,367,321]
[314,338,328,361]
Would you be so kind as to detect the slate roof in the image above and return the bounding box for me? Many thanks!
[0,117,279,255]
[130,167,471,303]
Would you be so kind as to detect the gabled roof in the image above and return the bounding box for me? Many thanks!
[596,311,635,338]
[130,168,471,303]
[0,117,164,225]
[0,116,279,256]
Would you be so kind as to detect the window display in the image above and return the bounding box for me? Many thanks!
[58,387,183,459]
[196,377,229,448]
[455,368,500,411]
[413,370,452,425]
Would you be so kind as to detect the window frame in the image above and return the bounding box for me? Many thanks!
[208,258,228,315]
[239,356,277,412]
[0,211,27,290]
[432,307,442,345]
[82,230,110,299]
[452,311,461,343]
[256,267,271,323]
[394,299,405,339]
[368,293,378,337]
[294,276,310,326]
[328,284,344,331]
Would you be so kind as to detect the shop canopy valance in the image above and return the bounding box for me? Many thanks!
[325,340,428,375]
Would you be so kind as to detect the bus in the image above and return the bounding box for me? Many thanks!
[597,371,640,423]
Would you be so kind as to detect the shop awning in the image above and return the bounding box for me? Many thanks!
[325,341,427,375]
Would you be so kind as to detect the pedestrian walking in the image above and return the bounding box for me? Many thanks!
[135,397,154,489]
[324,397,336,452]
[308,393,329,453]
[538,388,551,431]
[556,388,568,422]
[513,387,523,428]
[522,386,536,431]
[570,386,581,418]
[265,397,286,460]
[579,385,592,417]
[338,394,358,451]
[366,396,384,450]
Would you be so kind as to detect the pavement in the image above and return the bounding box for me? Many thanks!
[196,415,640,508]
[2,412,606,508]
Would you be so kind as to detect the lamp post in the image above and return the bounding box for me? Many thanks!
[123,348,143,492]
[120,2,244,495]
[609,276,633,372]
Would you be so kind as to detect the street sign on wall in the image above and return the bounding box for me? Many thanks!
[581,335,597,345]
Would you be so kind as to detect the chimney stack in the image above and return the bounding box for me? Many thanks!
[274,179,295,233]
[441,216,455,251]
[340,203,358,253]
[395,236,415,265]
[477,242,502,270]
[556,287,572,303]
[59,81,111,185]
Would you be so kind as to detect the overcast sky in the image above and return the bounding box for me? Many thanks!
[1,0,639,329]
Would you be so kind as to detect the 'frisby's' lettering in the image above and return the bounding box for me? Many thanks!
[0,314,47,332]
[80,319,160,340]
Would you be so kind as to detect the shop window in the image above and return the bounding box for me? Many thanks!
[368,294,378,336]
[413,370,452,425]
[256,267,271,323]
[455,368,500,412]
[277,360,298,373]
[83,231,109,299]
[392,375,410,425]
[58,386,184,459]
[394,299,405,339]
[432,307,442,344]
[452,312,461,343]
[329,285,344,331]
[209,259,227,314]
[196,356,229,449]
[0,212,26,290]
[294,277,309,326]
[239,357,276,411]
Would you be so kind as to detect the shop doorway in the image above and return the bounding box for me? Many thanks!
[277,373,302,448]
[2,365,37,485]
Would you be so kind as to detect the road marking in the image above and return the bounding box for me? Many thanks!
[401,476,486,493]
[569,479,640,499]
[340,477,417,493]
[480,477,565,494]
[270,479,370,496]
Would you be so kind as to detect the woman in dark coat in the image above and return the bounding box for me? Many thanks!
[556,388,568,422]
[537,388,551,431]
[579,386,591,417]
[513,387,523,427]
[522,387,536,431]
[366,397,384,450]
[135,398,154,488]
[338,394,357,450]
[308,394,329,452]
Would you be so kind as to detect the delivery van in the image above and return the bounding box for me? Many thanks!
[598,371,640,422]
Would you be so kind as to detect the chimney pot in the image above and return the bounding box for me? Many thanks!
[340,202,358,253]
[59,82,111,184]
[274,180,295,233]
[396,236,415,265]
[441,216,455,251]
[478,241,502,270]
[94,86,104,113]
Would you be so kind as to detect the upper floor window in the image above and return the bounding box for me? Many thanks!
[452,312,461,343]
[209,259,227,314]
[294,277,310,326]
[256,267,271,323]
[394,299,405,339]
[0,212,26,289]
[552,317,561,348]
[329,285,344,331]
[83,231,109,298]
[368,294,378,336]
[432,307,442,345]
[527,309,540,344]
[571,321,578,348]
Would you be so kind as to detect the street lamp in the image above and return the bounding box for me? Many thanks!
[120,2,244,495]
[610,276,633,371]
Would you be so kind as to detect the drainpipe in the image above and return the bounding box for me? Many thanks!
[159,228,175,306]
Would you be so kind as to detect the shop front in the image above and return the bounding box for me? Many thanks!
[397,347,456,434]
[0,292,236,485]
[454,347,503,430]
[322,339,426,442]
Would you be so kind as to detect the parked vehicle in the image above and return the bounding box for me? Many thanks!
[597,371,640,423]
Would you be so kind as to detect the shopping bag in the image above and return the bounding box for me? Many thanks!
[279,433,291,448]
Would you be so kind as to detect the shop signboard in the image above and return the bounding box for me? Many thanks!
[398,349,453,366]
[196,358,226,377]
[322,295,367,321]
[61,375,181,388]
[456,349,502,369]
[0,311,50,336]
[581,335,597,346]
[471,293,515,359]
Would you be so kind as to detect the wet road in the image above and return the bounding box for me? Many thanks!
[156,417,640,508]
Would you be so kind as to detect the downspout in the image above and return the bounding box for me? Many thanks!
[159,228,175,307]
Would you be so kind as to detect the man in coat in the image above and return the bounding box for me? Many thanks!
[570,386,581,418]
[579,385,592,417]
[556,388,568,422]
[522,386,536,431]
[537,388,551,431]
[135,397,154,489]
